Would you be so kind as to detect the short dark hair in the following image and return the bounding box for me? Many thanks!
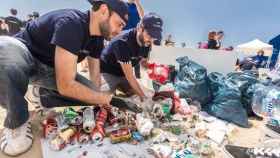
[10,8,17,15]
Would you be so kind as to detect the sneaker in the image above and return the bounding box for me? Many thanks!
[0,121,33,156]
[224,145,280,158]
[265,124,280,139]
[25,86,48,115]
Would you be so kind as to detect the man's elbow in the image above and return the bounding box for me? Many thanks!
[56,80,72,97]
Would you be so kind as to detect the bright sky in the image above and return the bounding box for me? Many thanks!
[1,0,279,47]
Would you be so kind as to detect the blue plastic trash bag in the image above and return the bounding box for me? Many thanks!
[174,56,211,106]
[207,72,249,127]
[226,71,259,116]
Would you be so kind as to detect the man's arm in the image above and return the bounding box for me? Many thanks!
[88,57,101,89]
[120,62,145,99]
[134,0,144,18]
[55,46,111,105]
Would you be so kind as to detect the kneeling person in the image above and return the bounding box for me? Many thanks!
[100,13,163,101]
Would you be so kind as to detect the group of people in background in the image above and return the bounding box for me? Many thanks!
[0,8,40,36]
[207,30,224,49]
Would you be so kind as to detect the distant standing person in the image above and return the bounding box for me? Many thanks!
[164,34,175,46]
[207,31,219,49]
[123,0,144,30]
[216,30,224,49]
[5,8,23,35]
[0,18,9,35]
[32,12,40,19]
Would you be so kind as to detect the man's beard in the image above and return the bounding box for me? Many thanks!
[99,19,111,40]
[138,32,146,46]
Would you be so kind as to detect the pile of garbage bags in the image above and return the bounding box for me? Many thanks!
[171,56,264,127]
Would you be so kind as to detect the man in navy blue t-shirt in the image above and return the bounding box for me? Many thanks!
[100,13,163,101]
[0,0,128,156]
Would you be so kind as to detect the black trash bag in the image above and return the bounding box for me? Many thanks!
[226,71,259,116]
[174,56,211,106]
[206,72,249,127]
[206,72,226,98]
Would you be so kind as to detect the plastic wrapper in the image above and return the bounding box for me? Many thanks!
[174,56,211,106]
[148,144,173,158]
[136,113,154,136]
[252,85,280,120]
[206,72,249,127]
[147,63,170,84]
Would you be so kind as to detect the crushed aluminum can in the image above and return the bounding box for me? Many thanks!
[77,130,91,144]
[50,127,77,151]
[49,136,66,151]
[69,115,83,126]
[83,107,95,133]
[110,128,131,144]
[91,108,108,143]
[59,127,77,143]
[42,118,58,139]
[91,130,104,144]
[56,112,69,131]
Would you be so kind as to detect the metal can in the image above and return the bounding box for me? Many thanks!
[42,118,58,139]
[110,128,131,144]
[56,112,69,131]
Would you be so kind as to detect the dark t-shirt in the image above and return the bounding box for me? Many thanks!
[208,39,221,50]
[15,9,104,67]
[5,16,23,35]
[100,29,150,76]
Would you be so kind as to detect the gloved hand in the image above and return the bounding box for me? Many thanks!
[110,96,143,113]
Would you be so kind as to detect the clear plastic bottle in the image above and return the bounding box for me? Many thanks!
[83,107,95,133]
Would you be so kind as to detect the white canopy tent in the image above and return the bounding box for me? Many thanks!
[236,39,273,56]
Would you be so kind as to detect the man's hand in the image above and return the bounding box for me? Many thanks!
[55,46,112,105]
[140,58,149,69]
[133,0,144,18]
[120,62,146,98]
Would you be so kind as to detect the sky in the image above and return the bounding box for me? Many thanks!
[0,0,279,48]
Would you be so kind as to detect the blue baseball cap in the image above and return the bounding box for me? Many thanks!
[142,13,163,45]
[88,0,129,24]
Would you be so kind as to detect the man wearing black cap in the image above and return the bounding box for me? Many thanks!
[100,13,163,101]
[0,0,128,156]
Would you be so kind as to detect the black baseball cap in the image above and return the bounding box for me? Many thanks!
[88,0,129,24]
[142,12,163,45]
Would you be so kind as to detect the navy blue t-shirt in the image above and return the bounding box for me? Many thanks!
[123,3,140,30]
[101,29,150,76]
[15,9,104,67]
